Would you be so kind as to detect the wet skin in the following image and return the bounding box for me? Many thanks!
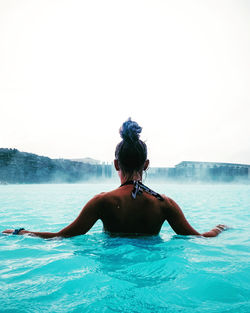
[2,183,226,238]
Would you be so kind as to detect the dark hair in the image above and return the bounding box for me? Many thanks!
[115,118,147,173]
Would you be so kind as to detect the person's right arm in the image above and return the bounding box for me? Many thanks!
[163,196,226,237]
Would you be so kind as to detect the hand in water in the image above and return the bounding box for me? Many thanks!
[215,224,229,232]
[2,229,14,234]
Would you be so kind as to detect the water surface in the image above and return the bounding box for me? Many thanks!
[0,183,249,313]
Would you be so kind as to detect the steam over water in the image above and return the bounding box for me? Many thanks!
[0,183,250,313]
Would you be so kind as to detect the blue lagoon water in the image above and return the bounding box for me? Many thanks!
[0,183,249,313]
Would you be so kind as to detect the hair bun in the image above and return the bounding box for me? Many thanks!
[119,118,142,142]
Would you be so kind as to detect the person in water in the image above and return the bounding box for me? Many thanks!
[3,118,226,238]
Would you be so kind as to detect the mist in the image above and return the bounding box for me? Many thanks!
[1,148,249,185]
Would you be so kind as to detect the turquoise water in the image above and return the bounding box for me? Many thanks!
[0,183,249,313]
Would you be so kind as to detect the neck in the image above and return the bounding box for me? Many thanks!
[119,171,142,185]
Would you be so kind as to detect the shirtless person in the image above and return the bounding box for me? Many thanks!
[3,118,226,238]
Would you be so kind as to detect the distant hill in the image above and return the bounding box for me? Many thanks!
[2,148,247,184]
[69,157,100,165]
[0,148,108,184]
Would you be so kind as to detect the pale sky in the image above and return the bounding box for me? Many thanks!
[0,0,249,167]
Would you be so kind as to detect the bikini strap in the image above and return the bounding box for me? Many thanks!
[120,180,164,201]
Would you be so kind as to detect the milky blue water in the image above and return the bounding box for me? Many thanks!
[0,183,249,313]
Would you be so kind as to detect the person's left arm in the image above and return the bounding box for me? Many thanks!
[2,194,103,239]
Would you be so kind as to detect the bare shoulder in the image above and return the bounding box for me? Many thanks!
[88,192,108,204]
[161,194,177,207]
[97,187,121,199]
[161,194,182,216]
[88,190,117,206]
[80,192,106,212]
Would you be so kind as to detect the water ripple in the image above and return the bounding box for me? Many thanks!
[1,183,250,313]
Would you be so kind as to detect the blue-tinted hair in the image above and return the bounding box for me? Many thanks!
[115,118,147,173]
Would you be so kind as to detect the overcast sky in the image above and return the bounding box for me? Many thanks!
[0,0,249,167]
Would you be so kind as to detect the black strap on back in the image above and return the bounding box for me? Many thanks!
[120,180,164,201]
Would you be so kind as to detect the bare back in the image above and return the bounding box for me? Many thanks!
[99,184,166,235]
